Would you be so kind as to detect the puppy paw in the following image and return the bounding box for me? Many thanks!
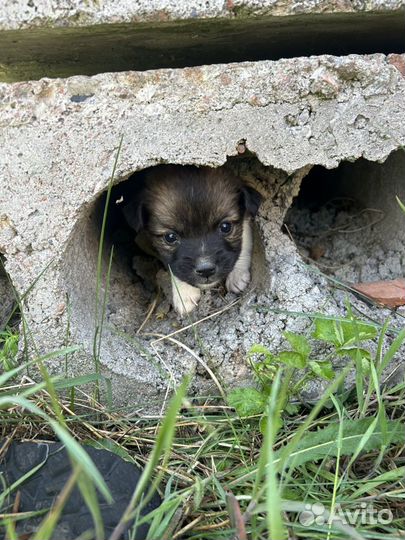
[172,280,201,317]
[226,268,251,294]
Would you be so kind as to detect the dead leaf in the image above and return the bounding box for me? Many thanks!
[309,244,326,261]
[352,278,405,308]
[12,490,21,514]
[226,491,247,540]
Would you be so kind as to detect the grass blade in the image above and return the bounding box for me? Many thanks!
[108,377,189,540]
[281,417,404,471]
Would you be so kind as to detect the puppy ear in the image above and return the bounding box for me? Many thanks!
[122,198,146,232]
[241,186,262,216]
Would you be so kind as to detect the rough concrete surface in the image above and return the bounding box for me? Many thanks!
[2,0,404,30]
[1,54,405,410]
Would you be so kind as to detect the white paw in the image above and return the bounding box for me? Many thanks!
[172,280,201,317]
[226,268,251,294]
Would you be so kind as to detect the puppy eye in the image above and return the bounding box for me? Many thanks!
[219,222,232,234]
[164,232,179,244]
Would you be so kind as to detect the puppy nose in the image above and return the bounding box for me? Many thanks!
[195,260,216,278]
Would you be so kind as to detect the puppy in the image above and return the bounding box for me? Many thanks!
[123,165,261,316]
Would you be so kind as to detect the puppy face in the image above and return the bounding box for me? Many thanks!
[124,165,261,288]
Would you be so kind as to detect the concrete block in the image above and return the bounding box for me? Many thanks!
[1,53,405,409]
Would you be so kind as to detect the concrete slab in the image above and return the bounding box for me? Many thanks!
[2,0,405,30]
[1,54,405,410]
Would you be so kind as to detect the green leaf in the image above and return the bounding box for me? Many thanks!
[339,347,371,361]
[283,331,311,358]
[280,418,405,470]
[313,317,377,348]
[263,372,287,540]
[281,487,301,501]
[341,320,377,343]
[53,374,103,390]
[146,497,183,540]
[379,327,405,375]
[313,318,341,346]
[193,476,205,511]
[308,360,334,380]
[86,438,133,463]
[277,351,307,368]
[120,376,190,531]
[285,402,299,415]
[0,330,19,371]
[228,387,266,417]
[361,358,371,375]
[259,413,283,435]
[249,344,273,359]
[0,347,79,389]
[349,465,405,500]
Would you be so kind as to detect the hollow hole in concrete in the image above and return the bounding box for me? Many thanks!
[103,158,270,332]
[284,150,405,285]
[63,157,275,346]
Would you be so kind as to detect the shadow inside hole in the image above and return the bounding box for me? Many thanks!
[0,255,19,332]
[96,174,165,334]
[2,10,404,83]
[284,150,405,283]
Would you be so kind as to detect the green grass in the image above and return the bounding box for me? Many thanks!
[0,151,404,539]
[0,316,404,539]
[0,329,18,371]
